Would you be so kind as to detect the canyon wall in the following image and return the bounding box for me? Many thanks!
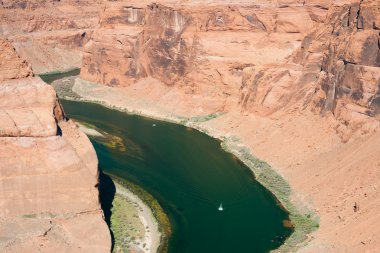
[81,0,329,113]
[0,0,103,74]
[81,0,380,141]
[0,38,111,252]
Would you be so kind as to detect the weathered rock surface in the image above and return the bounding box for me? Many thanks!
[81,0,322,88]
[0,38,32,81]
[81,0,380,141]
[0,38,110,252]
[0,78,59,137]
[291,0,380,141]
[0,0,102,74]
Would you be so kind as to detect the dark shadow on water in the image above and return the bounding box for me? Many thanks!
[98,169,116,252]
[39,68,80,84]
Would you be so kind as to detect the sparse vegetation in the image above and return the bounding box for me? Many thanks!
[47,212,57,218]
[221,137,319,252]
[74,119,127,152]
[51,76,82,99]
[189,113,223,123]
[22,213,37,218]
[178,112,223,125]
[111,194,145,253]
[109,175,172,253]
[103,135,126,152]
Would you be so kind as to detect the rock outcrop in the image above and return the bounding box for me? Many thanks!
[0,36,110,252]
[0,38,32,81]
[0,0,102,74]
[239,0,380,141]
[82,1,323,85]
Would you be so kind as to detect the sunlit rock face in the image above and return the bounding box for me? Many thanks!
[0,0,102,74]
[81,0,322,87]
[81,2,196,87]
[0,36,111,253]
[0,38,33,81]
[304,1,380,140]
[81,0,380,141]
[237,0,380,141]
[0,0,378,252]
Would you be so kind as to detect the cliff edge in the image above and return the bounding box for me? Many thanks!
[0,38,111,252]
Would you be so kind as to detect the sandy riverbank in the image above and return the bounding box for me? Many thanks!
[114,182,161,253]
[54,76,380,252]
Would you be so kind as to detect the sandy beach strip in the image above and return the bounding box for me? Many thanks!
[114,182,161,253]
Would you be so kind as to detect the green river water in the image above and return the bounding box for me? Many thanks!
[60,100,293,253]
[41,72,293,253]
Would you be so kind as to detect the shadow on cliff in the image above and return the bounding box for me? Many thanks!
[98,169,116,251]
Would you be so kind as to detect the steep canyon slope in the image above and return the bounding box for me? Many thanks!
[0,38,111,252]
[0,0,102,74]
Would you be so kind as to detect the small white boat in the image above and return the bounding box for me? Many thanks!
[218,203,223,211]
[152,124,156,127]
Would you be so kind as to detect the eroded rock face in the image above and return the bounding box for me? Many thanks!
[81,0,324,88]
[238,0,380,141]
[0,0,102,74]
[0,39,110,252]
[0,38,32,81]
[302,0,380,140]
[0,78,59,137]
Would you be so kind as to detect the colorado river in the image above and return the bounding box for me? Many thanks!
[60,99,293,253]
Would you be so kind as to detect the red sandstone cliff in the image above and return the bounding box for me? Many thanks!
[0,38,111,252]
[0,0,102,74]
[81,0,380,141]
[0,38,33,81]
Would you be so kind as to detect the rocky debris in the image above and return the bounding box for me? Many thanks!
[0,38,32,81]
[0,39,111,252]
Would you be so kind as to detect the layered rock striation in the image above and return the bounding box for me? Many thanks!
[0,37,110,252]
